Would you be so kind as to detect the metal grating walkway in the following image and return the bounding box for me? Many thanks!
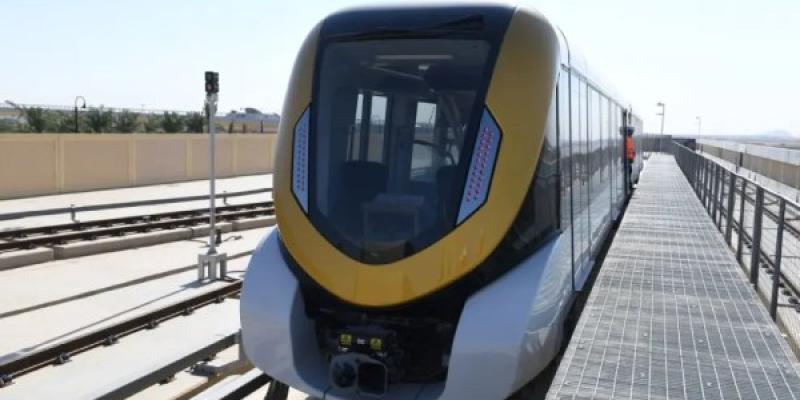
[546,155,800,400]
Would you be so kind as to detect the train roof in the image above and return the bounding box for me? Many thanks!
[321,2,636,117]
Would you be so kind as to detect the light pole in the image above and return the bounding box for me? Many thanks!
[656,102,665,152]
[74,96,86,133]
[696,116,702,136]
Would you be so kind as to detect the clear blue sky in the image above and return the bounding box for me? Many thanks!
[2,0,799,135]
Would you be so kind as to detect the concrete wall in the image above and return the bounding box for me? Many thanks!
[0,133,276,199]
[698,139,800,191]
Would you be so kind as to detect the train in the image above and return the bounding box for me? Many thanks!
[241,3,643,399]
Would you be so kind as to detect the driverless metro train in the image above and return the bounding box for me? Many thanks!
[241,4,643,399]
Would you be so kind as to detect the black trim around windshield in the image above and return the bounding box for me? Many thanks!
[305,6,513,265]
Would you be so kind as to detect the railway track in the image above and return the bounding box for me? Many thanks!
[0,280,243,389]
[0,202,274,252]
[715,183,800,305]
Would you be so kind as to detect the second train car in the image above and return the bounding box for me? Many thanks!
[242,3,643,399]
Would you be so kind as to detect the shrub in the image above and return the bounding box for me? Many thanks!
[143,115,162,132]
[85,107,113,133]
[53,112,77,132]
[161,112,184,133]
[115,110,139,133]
[22,107,48,133]
[185,112,205,133]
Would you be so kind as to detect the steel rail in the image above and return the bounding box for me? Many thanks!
[0,201,272,239]
[718,185,800,302]
[691,145,800,301]
[738,186,800,242]
[0,202,274,251]
[729,215,800,305]
[0,187,272,222]
[0,280,243,387]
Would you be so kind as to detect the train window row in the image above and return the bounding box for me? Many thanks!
[558,66,627,285]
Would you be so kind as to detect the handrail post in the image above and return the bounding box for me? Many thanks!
[694,153,701,195]
[750,186,764,287]
[711,162,717,213]
[716,165,723,229]
[725,172,735,245]
[737,179,747,262]
[702,158,709,206]
[700,158,707,203]
[770,198,786,321]
[707,160,713,211]
[712,164,720,225]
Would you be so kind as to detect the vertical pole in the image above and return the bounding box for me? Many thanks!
[74,106,79,133]
[208,97,217,256]
[737,180,746,262]
[770,198,786,320]
[714,165,725,228]
[709,162,715,212]
[750,187,764,287]
[725,172,735,244]
[658,103,665,153]
[708,161,714,211]
[693,153,700,195]
[701,159,708,205]
[712,164,720,224]
[704,159,711,209]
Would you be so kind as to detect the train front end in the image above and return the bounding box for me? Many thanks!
[241,4,571,399]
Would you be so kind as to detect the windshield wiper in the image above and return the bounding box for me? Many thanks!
[330,14,485,41]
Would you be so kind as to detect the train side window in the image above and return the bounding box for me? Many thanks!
[367,95,388,162]
[349,93,365,160]
[410,101,438,182]
[349,92,388,163]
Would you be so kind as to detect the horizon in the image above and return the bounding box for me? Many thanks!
[2,0,799,136]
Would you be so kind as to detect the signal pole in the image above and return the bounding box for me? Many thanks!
[696,116,702,136]
[656,102,665,152]
[198,71,227,281]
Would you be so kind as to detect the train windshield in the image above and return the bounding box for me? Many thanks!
[310,38,492,264]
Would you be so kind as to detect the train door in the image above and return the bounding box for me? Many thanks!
[613,107,620,209]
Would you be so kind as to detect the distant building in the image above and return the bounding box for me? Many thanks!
[214,108,280,133]
[0,103,22,121]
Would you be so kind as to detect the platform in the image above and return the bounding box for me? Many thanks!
[0,173,272,231]
[547,155,800,399]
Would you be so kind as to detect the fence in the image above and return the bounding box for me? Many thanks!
[671,141,800,350]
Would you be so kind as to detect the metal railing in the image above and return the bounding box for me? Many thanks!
[0,187,271,222]
[671,141,800,325]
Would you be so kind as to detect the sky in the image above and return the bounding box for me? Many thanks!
[2,0,799,136]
